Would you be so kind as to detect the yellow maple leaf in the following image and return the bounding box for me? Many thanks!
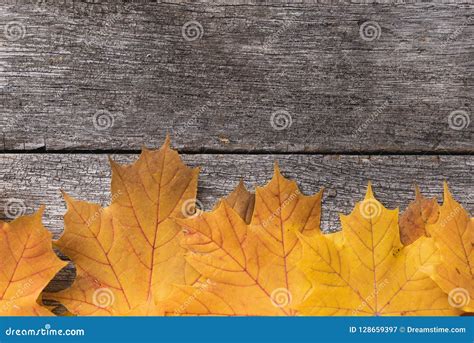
[426,183,473,312]
[45,138,200,315]
[0,208,66,316]
[163,165,323,315]
[297,183,460,316]
[399,186,439,245]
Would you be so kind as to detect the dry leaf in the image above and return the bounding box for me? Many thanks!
[399,186,439,245]
[297,183,460,316]
[163,165,323,315]
[0,208,66,316]
[221,180,255,224]
[426,183,473,312]
[45,138,200,315]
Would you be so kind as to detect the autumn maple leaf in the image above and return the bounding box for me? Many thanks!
[399,186,439,245]
[297,183,460,316]
[425,184,473,312]
[0,208,66,316]
[221,180,255,224]
[45,138,200,315]
[163,165,323,316]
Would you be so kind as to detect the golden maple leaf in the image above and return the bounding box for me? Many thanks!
[426,184,473,312]
[0,208,66,316]
[163,165,323,315]
[297,183,460,316]
[45,138,200,315]
[399,186,439,245]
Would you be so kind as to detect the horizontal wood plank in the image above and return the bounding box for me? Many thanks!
[0,1,473,152]
[0,153,472,291]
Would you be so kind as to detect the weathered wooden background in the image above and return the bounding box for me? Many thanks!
[0,1,473,292]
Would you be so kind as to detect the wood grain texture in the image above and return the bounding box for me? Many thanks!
[0,1,472,152]
[0,0,472,303]
[0,153,472,291]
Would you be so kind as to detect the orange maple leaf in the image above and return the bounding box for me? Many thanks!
[0,208,66,316]
[399,186,439,245]
[221,180,255,224]
[426,184,473,312]
[297,184,460,316]
[163,165,323,315]
[45,139,200,315]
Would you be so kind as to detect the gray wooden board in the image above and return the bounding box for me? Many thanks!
[0,153,472,291]
[0,1,473,152]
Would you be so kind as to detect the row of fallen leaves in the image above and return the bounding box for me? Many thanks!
[0,138,472,316]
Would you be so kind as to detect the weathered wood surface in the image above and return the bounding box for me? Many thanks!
[1,1,473,152]
[0,153,472,291]
[0,0,472,304]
